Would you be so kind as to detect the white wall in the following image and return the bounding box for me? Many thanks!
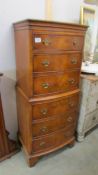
[0,0,45,80]
[0,0,45,140]
[52,0,83,23]
[0,0,84,140]
[0,0,84,80]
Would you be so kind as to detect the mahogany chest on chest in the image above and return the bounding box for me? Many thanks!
[14,19,87,166]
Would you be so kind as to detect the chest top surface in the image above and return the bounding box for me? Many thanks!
[13,19,88,31]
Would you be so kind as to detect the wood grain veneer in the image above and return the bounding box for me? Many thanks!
[14,19,87,166]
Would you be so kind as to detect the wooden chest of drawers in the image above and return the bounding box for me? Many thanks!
[14,19,87,166]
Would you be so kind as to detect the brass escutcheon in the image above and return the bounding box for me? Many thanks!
[67,116,73,122]
[39,141,46,147]
[71,58,77,64]
[42,83,49,89]
[68,79,75,84]
[42,60,50,67]
[41,108,48,115]
[40,126,48,133]
[42,38,51,46]
[69,103,74,107]
[73,40,77,46]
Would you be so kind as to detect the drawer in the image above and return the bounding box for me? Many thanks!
[86,94,98,114]
[33,53,82,73]
[33,70,80,96]
[90,81,98,96]
[32,125,75,153]
[32,93,79,120]
[33,34,84,51]
[32,110,78,137]
[83,109,98,132]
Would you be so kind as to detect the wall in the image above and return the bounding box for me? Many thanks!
[0,0,45,140]
[0,0,84,140]
[52,0,83,23]
[0,0,45,80]
[0,0,84,79]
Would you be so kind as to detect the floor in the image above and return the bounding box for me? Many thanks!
[0,129,98,175]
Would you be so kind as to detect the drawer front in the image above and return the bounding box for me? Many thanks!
[33,70,80,96]
[90,81,98,96]
[32,125,75,153]
[33,53,82,73]
[33,34,84,51]
[32,93,79,120]
[32,110,78,137]
[84,109,98,132]
[86,95,98,114]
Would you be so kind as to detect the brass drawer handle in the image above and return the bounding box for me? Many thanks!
[71,58,77,64]
[42,38,51,46]
[39,141,46,147]
[42,60,50,67]
[73,40,77,46]
[67,117,73,122]
[41,108,48,115]
[69,103,74,107]
[68,79,75,84]
[42,83,49,89]
[40,126,48,133]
